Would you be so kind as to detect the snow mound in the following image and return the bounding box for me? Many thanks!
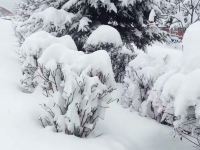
[174,70,200,116]
[20,31,77,58]
[182,21,200,73]
[85,25,123,47]
[182,20,200,53]
[39,47,115,87]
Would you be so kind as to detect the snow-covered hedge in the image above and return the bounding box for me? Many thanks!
[38,45,116,137]
[122,21,200,138]
[20,31,77,93]
[84,25,135,82]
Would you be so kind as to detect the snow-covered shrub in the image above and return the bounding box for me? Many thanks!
[122,22,200,145]
[142,71,182,125]
[84,25,135,82]
[20,31,77,93]
[172,22,200,130]
[15,7,75,40]
[146,22,200,133]
[122,45,182,112]
[38,45,116,137]
[159,22,200,129]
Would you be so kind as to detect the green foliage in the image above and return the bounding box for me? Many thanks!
[15,0,166,50]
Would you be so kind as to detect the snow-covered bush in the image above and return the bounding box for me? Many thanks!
[146,20,200,131]
[20,31,77,93]
[161,22,200,128]
[122,22,200,144]
[38,45,116,137]
[84,25,135,82]
[15,7,75,41]
[121,45,182,112]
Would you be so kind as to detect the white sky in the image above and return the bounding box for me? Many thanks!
[0,0,20,11]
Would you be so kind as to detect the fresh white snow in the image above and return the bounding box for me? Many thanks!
[122,21,200,135]
[149,9,156,22]
[20,31,77,57]
[32,7,74,27]
[182,21,200,73]
[85,25,123,47]
[0,18,194,150]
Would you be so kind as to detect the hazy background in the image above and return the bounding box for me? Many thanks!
[0,0,21,11]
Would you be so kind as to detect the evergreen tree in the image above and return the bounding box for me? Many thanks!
[15,0,166,50]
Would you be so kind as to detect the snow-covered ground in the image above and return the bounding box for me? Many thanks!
[0,18,194,150]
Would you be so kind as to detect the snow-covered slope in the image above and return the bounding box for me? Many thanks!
[0,18,193,150]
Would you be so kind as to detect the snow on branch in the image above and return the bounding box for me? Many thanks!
[19,31,77,93]
[38,44,116,137]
